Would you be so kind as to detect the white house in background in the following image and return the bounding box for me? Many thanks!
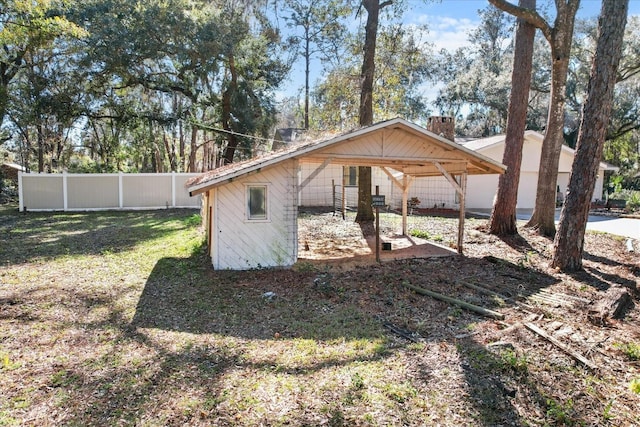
[187,118,506,270]
[460,130,617,209]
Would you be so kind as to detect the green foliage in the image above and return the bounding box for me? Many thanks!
[312,22,433,130]
[350,372,365,391]
[614,342,640,360]
[545,397,576,425]
[499,349,528,373]
[1,351,20,371]
[49,369,80,388]
[434,5,518,136]
[409,229,429,239]
[630,378,640,394]
[409,229,443,242]
[608,190,640,211]
[608,174,625,194]
[603,135,640,181]
[2,0,289,173]
[628,192,640,211]
[381,381,418,403]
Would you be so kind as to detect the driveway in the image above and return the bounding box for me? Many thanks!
[583,215,639,239]
[470,208,640,239]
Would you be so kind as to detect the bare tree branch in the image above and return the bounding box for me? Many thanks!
[488,0,552,42]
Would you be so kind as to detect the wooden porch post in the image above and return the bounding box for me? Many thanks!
[402,174,409,235]
[457,172,468,254]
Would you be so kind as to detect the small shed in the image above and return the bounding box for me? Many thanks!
[186,118,506,270]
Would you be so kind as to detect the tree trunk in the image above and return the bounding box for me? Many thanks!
[188,125,198,172]
[163,133,176,172]
[355,0,391,224]
[552,0,628,271]
[588,286,632,324]
[524,0,579,237]
[304,26,310,130]
[179,118,185,172]
[524,52,570,236]
[489,0,536,236]
[37,124,44,173]
[0,85,7,130]
[222,53,239,165]
[488,0,580,238]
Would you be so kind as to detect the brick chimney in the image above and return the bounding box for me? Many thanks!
[427,116,455,142]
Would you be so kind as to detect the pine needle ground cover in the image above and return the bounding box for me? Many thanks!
[0,207,638,426]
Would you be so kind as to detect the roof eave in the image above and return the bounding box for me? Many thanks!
[186,117,507,194]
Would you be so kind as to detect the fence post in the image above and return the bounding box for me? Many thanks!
[63,172,68,211]
[18,171,23,212]
[118,172,124,209]
[172,172,176,208]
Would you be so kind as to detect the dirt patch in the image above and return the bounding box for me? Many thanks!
[297,209,457,268]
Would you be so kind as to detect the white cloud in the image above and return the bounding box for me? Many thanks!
[417,15,479,52]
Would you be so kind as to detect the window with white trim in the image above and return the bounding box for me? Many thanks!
[247,185,268,220]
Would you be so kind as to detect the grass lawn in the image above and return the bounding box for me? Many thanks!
[1,206,638,426]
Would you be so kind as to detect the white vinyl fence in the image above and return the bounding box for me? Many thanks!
[19,172,201,212]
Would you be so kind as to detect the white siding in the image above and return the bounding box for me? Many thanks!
[515,172,539,209]
[463,136,609,209]
[466,175,499,209]
[594,170,605,201]
[521,140,543,172]
[212,160,298,269]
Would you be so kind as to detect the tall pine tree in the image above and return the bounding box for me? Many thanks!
[552,0,629,271]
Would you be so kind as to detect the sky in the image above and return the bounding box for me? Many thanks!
[279,0,640,103]
[403,0,640,51]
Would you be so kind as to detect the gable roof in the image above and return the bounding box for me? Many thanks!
[187,117,507,196]
[461,130,618,171]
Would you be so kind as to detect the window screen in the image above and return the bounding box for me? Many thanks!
[247,185,267,220]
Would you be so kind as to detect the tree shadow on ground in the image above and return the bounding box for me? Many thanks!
[496,230,538,253]
[128,251,566,425]
[456,255,558,301]
[556,248,640,292]
[131,256,389,341]
[0,209,200,264]
[567,266,638,293]
[456,338,544,426]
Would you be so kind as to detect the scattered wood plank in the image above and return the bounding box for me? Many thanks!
[524,322,597,370]
[459,280,536,311]
[526,289,591,307]
[401,282,505,320]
